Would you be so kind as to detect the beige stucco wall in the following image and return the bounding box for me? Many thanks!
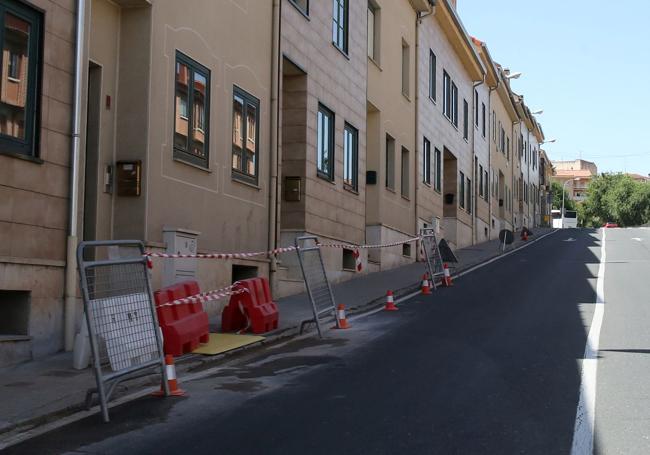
[489,86,515,233]
[0,0,76,363]
[366,0,417,269]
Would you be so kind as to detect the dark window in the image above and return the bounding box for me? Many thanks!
[451,82,458,127]
[474,89,479,127]
[423,137,431,184]
[332,0,349,53]
[492,111,496,141]
[479,164,484,197]
[386,134,395,189]
[290,0,309,15]
[317,103,335,180]
[232,86,259,183]
[174,51,210,168]
[401,40,410,97]
[481,103,486,137]
[401,147,409,198]
[463,99,468,140]
[467,178,472,214]
[443,71,451,119]
[343,122,358,190]
[429,50,436,101]
[0,1,42,159]
[434,147,441,192]
[459,171,465,209]
[367,2,379,61]
[484,169,489,201]
[506,136,510,161]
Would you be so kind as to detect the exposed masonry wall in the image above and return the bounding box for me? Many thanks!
[417,13,474,249]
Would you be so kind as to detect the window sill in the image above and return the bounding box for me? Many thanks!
[385,186,396,194]
[173,156,211,172]
[402,92,411,102]
[429,96,436,105]
[368,56,381,70]
[332,43,350,60]
[422,182,431,188]
[317,171,335,184]
[401,195,410,201]
[232,172,261,189]
[0,150,44,164]
[344,184,359,195]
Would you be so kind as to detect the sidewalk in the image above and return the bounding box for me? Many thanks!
[0,228,554,443]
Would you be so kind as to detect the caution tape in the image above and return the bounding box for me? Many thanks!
[156,284,249,308]
[145,246,297,260]
[317,236,422,250]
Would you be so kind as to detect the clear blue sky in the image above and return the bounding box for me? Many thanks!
[457,0,650,176]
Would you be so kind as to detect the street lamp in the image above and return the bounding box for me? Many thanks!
[505,72,522,80]
[531,109,543,115]
[541,139,557,144]
[561,178,580,228]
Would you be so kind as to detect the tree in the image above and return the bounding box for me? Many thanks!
[550,181,576,212]
[580,174,650,227]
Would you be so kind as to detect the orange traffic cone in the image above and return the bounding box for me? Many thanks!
[153,355,185,397]
[335,304,350,329]
[384,290,398,311]
[421,273,432,295]
[521,230,528,241]
[442,263,453,287]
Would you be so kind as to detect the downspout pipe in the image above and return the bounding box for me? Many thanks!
[268,0,280,289]
[64,0,86,351]
[487,79,498,239]
[471,76,485,244]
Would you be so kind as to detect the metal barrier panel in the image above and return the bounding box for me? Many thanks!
[420,228,444,290]
[295,236,339,337]
[77,240,169,422]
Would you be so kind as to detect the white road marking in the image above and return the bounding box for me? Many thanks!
[571,229,606,455]
[564,237,576,242]
[631,237,642,242]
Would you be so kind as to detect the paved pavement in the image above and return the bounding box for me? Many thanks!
[0,229,550,445]
[9,227,623,454]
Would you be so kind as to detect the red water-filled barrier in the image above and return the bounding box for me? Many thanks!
[221,277,279,334]
[154,281,209,356]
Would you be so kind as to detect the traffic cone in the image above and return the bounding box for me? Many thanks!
[442,263,453,287]
[152,355,185,397]
[421,273,432,295]
[521,230,528,241]
[384,290,398,311]
[335,304,350,329]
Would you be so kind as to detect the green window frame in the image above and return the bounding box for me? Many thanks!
[231,86,260,184]
[0,0,42,160]
[317,103,335,180]
[343,122,358,191]
[332,0,349,53]
[173,51,211,168]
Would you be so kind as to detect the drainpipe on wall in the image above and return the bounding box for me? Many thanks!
[487,81,498,239]
[471,76,485,244]
[268,0,280,287]
[64,0,86,351]
[511,120,520,230]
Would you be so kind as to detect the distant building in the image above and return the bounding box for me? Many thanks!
[626,173,650,183]
[551,159,598,202]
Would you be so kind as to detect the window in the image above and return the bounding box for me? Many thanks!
[332,0,349,53]
[429,50,436,101]
[386,134,395,189]
[401,40,410,98]
[343,123,358,190]
[434,147,441,192]
[484,169,489,201]
[443,71,451,119]
[423,137,431,185]
[451,82,458,127]
[459,171,465,209]
[317,104,335,180]
[481,103,486,138]
[232,87,260,183]
[492,111,496,141]
[474,90,479,127]
[0,2,42,159]
[463,99,468,140]
[467,178,472,214]
[401,147,409,198]
[367,2,378,61]
[506,136,510,161]
[290,0,309,15]
[479,165,484,197]
[174,51,210,167]
[500,126,505,154]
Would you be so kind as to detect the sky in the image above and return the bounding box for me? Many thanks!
[457,0,650,176]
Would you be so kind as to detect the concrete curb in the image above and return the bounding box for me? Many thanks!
[0,229,557,448]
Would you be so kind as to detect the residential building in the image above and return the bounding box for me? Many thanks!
[366,0,428,270]
[276,0,368,296]
[551,159,597,202]
[0,0,76,366]
[417,0,484,250]
[539,150,553,226]
[626,173,650,183]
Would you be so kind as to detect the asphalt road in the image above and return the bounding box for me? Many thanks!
[6,227,649,454]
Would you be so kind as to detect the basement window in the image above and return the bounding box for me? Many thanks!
[342,248,356,271]
[232,265,258,283]
[402,243,411,257]
[0,291,30,337]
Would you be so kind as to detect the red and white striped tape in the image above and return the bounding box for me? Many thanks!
[156,284,249,308]
[318,236,421,250]
[145,246,297,260]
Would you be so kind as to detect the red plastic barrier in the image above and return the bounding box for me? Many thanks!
[154,281,209,356]
[221,277,279,334]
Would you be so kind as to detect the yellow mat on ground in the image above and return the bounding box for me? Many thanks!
[192,333,265,356]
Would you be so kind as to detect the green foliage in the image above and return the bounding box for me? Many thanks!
[550,181,576,212]
[580,174,650,227]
